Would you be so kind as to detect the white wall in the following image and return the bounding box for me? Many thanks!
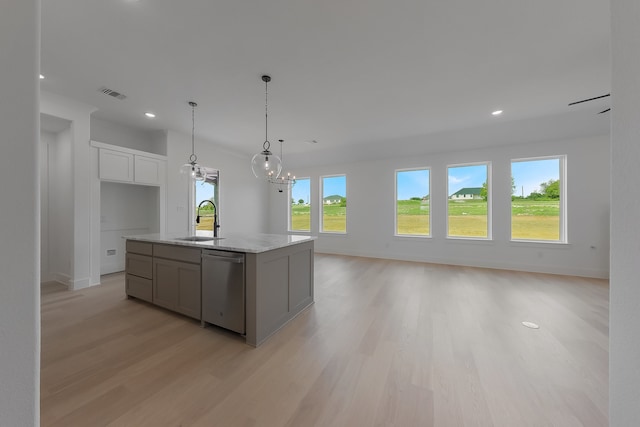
[91,116,167,155]
[0,0,40,424]
[166,130,267,236]
[610,0,640,424]
[100,182,159,274]
[40,91,97,288]
[40,130,54,281]
[47,127,74,284]
[270,134,610,278]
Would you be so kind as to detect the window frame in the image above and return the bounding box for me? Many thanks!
[189,167,220,234]
[319,174,347,234]
[446,161,492,240]
[510,155,567,243]
[288,177,311,233]
[394,167,431,238]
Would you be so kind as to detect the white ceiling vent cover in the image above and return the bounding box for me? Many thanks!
[99,86,126,100]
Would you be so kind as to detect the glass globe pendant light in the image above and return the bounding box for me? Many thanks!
[251,75,282,180]
[181,101,207,181]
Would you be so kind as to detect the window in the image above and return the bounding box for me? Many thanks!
[396,168,430,236]
[320,175,347,233]
[447,163,490,238]
[192,168,219,232]
[511,156,565,242]
[289,177,310,232]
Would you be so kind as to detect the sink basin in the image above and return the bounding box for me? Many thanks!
[175,236,224,242]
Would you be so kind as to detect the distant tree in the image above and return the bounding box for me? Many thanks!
[527,191,544,200]
[480,182,488,201]
[410,197,421,201]
[511,176,516,195]
[298,199,305,204]
[339,198,347,208]
[291,198,295,204]
[540,179,560,199]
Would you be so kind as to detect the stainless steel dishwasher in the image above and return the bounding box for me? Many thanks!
[201,249,245,334]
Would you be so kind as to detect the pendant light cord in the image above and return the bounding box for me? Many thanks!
[264,76,270,151]
[189,101,197,163]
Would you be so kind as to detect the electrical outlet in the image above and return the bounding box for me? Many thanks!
[107,249,116,256]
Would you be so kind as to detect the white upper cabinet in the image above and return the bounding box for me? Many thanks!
[99,148,134,183]
[95,142,166,186]
[134,155,165,185]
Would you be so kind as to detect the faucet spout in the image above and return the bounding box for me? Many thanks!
[196,200,220,238]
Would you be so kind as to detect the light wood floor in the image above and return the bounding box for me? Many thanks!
[41,255,609,427]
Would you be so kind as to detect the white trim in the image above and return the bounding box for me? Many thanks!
[90,140,168,160]
[509,155,566,243]
[319,174,347,234]
[288,177,311,233]
[446,161,492,239]
[394,166,431,237]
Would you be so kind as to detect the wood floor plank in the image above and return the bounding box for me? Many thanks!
[41,255,609,426]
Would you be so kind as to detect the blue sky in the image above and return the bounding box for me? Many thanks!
[512,158,560,197]
[290,159,559,203]
[292,178,311,203]
[195,180,215,205]
[448,164,487,196]
[322,176,346,198]
[397,169,430,200]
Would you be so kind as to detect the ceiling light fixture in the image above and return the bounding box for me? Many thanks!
[180,101,207,181]
[492,110,503,116]
[250,76,296,190]
[39,74,45,80]
[144,112,156,118]
[274,139,295,192]
[251,75,282,180]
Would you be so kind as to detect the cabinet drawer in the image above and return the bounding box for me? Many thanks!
[126,274,152,302]
[153,244,201,264]
[126,253,152,279]
[126,240,153,256]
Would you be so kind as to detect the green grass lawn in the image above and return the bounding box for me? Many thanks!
[288,199,560,240]
[291,204,311,231]
[511,199,560,240]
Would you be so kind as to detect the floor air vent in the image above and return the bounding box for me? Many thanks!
[99,86,127,100]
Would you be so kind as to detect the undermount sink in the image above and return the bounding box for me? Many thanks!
[175,236,224,242]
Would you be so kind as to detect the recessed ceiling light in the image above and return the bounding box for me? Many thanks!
[39,74,45,80]
[492,110,503,116]
[144,112,156,118]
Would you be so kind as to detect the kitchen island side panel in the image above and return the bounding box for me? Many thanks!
[245,240,314,346]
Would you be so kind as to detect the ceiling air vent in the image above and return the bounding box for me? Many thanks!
[99,86,127,100]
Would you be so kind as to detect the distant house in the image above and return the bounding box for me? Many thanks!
[323,195,345,205]
[450,187,482,200]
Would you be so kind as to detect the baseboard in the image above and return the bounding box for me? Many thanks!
[53,273,71,288]
[68,276,92,290]
[313,248,609,279]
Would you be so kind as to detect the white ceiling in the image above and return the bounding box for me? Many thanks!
[40,0,611,163]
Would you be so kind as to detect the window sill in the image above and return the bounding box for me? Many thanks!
[510,239,570,248]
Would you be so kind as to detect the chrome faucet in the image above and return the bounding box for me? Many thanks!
[196,200,220,238]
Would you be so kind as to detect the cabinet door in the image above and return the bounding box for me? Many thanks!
[126,274,152,302]
[134,155,164,185]
[99,148,134,182]
[153,258,201,319]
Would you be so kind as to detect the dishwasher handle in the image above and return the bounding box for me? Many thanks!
[202,253,244,263]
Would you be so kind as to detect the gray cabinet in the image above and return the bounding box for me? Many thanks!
[152,244,201,320]
[125,241,153,302]
[153,258,201,319]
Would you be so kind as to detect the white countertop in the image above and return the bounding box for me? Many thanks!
[124,232,315,254]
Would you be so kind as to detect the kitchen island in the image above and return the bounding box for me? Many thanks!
[124,233,314,346]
